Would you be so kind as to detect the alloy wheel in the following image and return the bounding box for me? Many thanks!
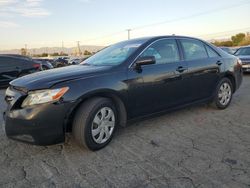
[91,107,115,144]
[218,82,232,106]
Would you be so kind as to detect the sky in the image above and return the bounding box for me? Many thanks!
[0,0,250,50]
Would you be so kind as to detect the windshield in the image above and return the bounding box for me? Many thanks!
[81,39,147,66]
[235,47,250,56]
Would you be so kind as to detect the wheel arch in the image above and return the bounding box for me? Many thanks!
[224,72,236,93]
[64,89,127,132]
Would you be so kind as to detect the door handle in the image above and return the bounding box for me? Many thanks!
[176,66,187,73]
[216,61,222,66]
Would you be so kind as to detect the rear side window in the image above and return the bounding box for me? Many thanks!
[205,45,219,58]
[1,57,29,69]
[140,39,180,64]
[180,39,208,61]
[0,57,15,67]
[0,57,4,66]
[9,58,23,66]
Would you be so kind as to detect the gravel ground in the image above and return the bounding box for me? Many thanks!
[0,75,250,188]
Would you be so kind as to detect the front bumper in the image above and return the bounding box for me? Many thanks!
[3,87,72,145]
[242,64,250,72]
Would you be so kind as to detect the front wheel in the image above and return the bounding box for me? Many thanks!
[213,78,233,109]
[72,98,117,151]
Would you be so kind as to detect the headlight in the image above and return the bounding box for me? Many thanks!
[21,87,69,108]
[237,58,242,66]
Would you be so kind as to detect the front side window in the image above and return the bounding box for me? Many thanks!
[180,39,208,61]
[140,39,180,64]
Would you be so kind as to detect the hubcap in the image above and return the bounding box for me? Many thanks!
[218,82,232,106]
[91,107,115,144]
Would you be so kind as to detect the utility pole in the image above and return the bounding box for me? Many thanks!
[126,29,131,40]
[76,41,81,56]
[61,41,64,55]
[25,44,28,56]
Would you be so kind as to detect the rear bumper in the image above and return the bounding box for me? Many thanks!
[4,102,71,145]
[234,66,243,91]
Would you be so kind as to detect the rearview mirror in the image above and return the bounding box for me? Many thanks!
[135,56,156,67]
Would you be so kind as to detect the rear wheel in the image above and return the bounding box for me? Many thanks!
[72,98,117,151]
[213,78,233,109]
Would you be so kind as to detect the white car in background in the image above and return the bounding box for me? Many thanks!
[234,46,250,72]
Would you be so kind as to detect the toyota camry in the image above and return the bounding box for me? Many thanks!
[4,36,243,150]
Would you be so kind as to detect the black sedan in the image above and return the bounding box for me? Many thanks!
[52,57,69,68]
[234,46,250,72]
[0,54,41,88]
[3,36,243,150]
[33,58,54,70]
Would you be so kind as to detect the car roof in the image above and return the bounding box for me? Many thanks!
[130,35,206,41]
[0,54,31,60]
[125,35,213,47]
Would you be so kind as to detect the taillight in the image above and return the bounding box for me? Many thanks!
[237,58,242,66]
[33,63,41,69]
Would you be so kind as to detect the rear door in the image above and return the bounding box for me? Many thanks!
[0,57,20,85]
[179,38,221,101]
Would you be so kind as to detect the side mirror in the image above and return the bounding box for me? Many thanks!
[135,56,156,67]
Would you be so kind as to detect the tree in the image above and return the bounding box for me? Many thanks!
[212,40,233,47]
[41,53,48,57]
[51,52,59,56]
[84,50,92,56]
[20,48,27,56]
[212,32,250,47]
[239,35,250,46]
[60,52,68,56]
[231,33,245,46]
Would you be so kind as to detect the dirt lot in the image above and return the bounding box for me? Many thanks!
[0,75,250,188]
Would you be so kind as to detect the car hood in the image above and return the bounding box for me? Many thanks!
[10,65,110,91]
[237,55,250,60]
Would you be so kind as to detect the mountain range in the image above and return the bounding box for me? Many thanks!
[0,45,105,55]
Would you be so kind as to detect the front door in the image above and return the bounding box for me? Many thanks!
[127,38,189,118]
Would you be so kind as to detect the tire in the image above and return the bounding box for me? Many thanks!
[42,65,49,70]
[72,97,117,151]
[18,73,28,77]
[56,63,64,68]
[213,78,233,109]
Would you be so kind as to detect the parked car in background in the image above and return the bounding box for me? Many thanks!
[52,57,69,68]
[62,56,70,61]
[4,36,242,151]
[68,57,89,65]
[0,54,40,87]
[33,58,54,70]
[2,54,31,61]
[220,47,237,55]
[234,46,250,72]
